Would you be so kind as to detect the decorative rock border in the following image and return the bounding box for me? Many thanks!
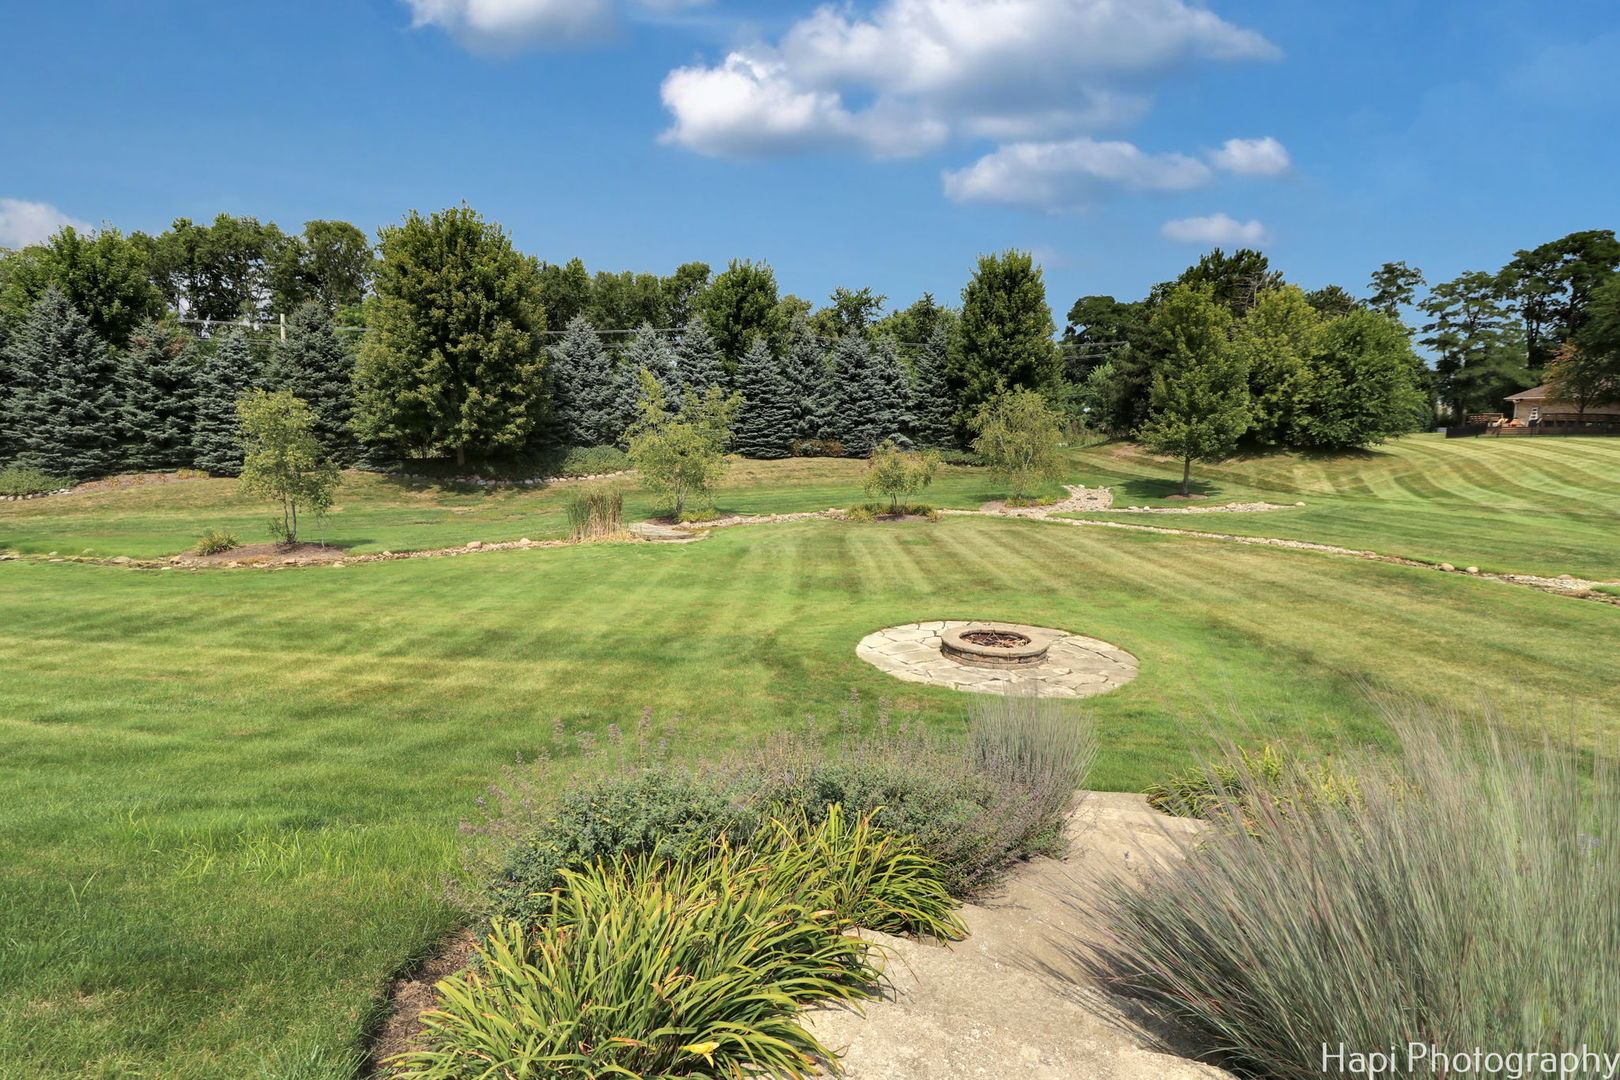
[856,621,1139,698]
[1,489,73,501]
[389,469,635,488]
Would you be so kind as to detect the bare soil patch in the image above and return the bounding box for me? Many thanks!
[179,541,349,566]
[366,929,478,1076]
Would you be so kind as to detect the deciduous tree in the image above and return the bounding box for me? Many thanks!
[862,439,941,513]
[1138,284,1250,496]
[626,371,736,518]
[969,388,1065,503]
[1296,309,1426,449]
[354,206,546,465]
[0,225,164,346]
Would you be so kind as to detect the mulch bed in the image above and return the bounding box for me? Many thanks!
[180,541,349,565]
[367,930,478,1076]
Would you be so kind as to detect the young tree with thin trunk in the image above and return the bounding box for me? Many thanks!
[862,439,941,514]
[1138,284,1251,496]
[969,388,1065,504]
[626,370,736,519]
[237,390,340,545]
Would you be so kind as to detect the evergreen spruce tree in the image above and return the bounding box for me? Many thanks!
[907,320,956,447]
[265,301,357,463]
[547,316,624,447]
[191,330,260,477]
[119,319,199,471]
[674,314,728,394]
[621,323,681,402]
[732,337,796,458]
[779,311,835,445]
[2,287,120,479]
[829,331,911,456]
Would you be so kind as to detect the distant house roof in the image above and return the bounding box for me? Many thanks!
[1504,384,1553,402]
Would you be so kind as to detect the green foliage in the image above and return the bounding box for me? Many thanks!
[481,696,1095,918]
[556,444,630,476]
[1231,285,1320,446]
[1419,269,1531,420]
[1139,283,1251,494]
[862,439,940,513]
[564,483,625,541]
[401,808,959,1080]
[148,213,288,323]
[267,219,374,312]
[547,315,624,448]
[264,301,356,463]
[1295,308,1426,449]
[193,528,240,556]
[1144,744,1362,832]
[1500,229,1620,366]
[1169,247,1283,317]
[236,390,340,544]
[0,465,69,496]
[586,269,668,332]
[1542,342,1620,417]
[626,370,736,517]
[118,319,199,471]
[907,319,957,447]
[829,332,912,456]
[673,313,728,394]
[1090,710,1620,1080]
[535,257,591,330]
[779,311,835,443]
[950,249,1058,429]
[1365,260,1425,316]
[2,287,120,480]
[355,206,546,465]
[700,258,784,371]
[0,225,164,345]
[619,322,680,401]
[732,337,797,459]
[970,388,1065,501]
[190,330,260,477]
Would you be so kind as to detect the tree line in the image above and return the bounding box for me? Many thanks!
[2,205,1616,485]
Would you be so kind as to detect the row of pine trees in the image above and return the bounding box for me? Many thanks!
[0,288,957,481]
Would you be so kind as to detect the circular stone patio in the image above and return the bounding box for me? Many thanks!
[856,621,1138,698]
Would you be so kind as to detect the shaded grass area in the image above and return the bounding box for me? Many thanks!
[1061,435,1620,579]
[0,459,1036,560]
[2,516,1618,1077]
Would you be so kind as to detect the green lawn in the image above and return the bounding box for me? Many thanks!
[0,458,1047,561]
[1,437,1617,1077]
[1061,435,1620,579]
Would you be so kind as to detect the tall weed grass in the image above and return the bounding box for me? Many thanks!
[1086,706,1619,1078]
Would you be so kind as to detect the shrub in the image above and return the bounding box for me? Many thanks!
[479,695,1095,916]
[0,466,70,496]
[791,438,845,458]
[193,528,240,555]
[557,445,629,477]
[565,483,624,541]
[399,813,960,1080]
[846,501,938,521]
[1083,709,1620,1079]
[1144,743,1361,832]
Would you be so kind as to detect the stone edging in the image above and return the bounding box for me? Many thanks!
[388,469,636,488]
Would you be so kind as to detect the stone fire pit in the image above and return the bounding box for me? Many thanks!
[856,621,1138,698]
[941,626,1050,667]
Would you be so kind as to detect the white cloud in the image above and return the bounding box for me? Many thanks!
[1160,213,1268,245]
[660,0,1278,158]
[0,198,90,250]
[943,137,1211,210]
[403,0,617,49]
[1208,136,1290,176]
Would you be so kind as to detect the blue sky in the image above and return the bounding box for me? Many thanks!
[2,0,1616,321]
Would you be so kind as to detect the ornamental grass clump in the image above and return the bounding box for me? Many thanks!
[565,483,624,541]
[394,811,960,1080]
[1084,707,1620,1080]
